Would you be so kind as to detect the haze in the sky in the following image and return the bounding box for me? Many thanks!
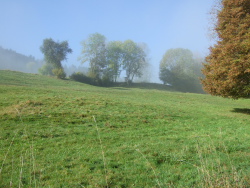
[0,0,215,82]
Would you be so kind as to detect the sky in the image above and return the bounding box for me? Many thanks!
[0,0,215,82]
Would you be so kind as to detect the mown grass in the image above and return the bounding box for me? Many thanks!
[0,70,250,187]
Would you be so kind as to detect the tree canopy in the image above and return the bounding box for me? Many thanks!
[40,38,72,79]
[159,48,204,93]
[201,0,250,99]
[80,33,148,84]
[106,41,123,82]
[80,33,107,80]
[122,40,147,83]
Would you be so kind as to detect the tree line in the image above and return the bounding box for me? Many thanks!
[40,33,149,86]
[0,45,87,76]
[79,33,149,85]
[39,34,205,92]
[39,0,250,97]
[0,46,43,73]
[2,0,249,97]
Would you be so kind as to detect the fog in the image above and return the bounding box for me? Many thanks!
[0,0,215,84]
[0,46,88,77]
[0,46,43,74]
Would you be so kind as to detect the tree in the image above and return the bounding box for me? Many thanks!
[122,40,147,83]
[40,38,72,79]
[106,41,123,82]
[79,33,107,81]
[79,34,149,85]
[135,43,152,83]
[201,0,250,99]
[159,48,204,93]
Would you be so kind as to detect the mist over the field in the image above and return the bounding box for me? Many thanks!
[0,1,214,84]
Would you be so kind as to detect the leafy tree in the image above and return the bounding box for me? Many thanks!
[135,43,152,82]
[106,41,123,82]
[80,33,107,81]
[79,34,149,85]
[40,38,72,79]
[202,0,250,99]
[159,48,204,93]
[122,40,147,83]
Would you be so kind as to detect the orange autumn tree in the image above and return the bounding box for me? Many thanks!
[202,0,250,99]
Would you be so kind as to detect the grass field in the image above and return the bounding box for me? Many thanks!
[0,70,250,187]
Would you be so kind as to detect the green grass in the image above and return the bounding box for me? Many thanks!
[0,70,250,187]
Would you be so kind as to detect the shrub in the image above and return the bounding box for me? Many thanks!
[70,72,114,86]
[38,63,54,76]
[70,72,94,84]
[101,75,112,87]
[52,68,66,79]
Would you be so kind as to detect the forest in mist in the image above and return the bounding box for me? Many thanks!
[0,46,43,73]
[0,46,88,76]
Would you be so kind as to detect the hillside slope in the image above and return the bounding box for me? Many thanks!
[0,70,250,187]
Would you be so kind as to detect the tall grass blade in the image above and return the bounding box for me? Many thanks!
[93,116,108,187]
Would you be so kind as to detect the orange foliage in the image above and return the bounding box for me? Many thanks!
[202,0,250,99]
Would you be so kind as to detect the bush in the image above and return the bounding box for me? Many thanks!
[38,63,54,76]
[70,72,113,86]
[52,68,66,79]
[101,75,112,86]
[70,72,94,85]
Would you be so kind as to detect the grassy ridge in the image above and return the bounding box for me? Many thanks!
[0,70,250,187]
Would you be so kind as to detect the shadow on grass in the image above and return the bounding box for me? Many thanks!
[232,108,250,115]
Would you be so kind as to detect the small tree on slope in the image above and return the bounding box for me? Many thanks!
[40,38,72,79]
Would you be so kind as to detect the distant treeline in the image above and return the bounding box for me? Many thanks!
[0,46,87,76]
[0,46,43,73]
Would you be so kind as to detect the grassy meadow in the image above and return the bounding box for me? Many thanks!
[0,70,250,187]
